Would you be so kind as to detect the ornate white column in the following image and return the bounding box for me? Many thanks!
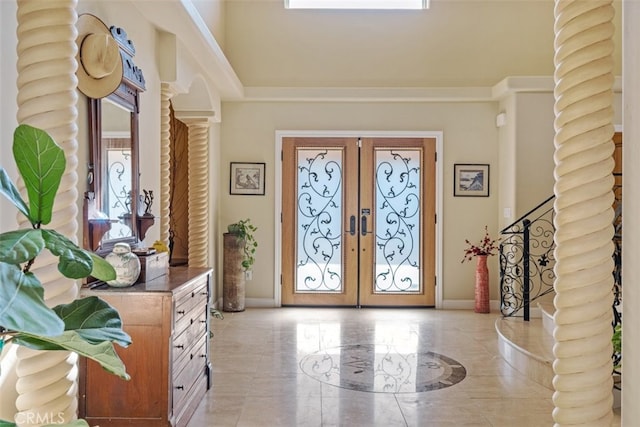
[14,1,80,426]
[552,1,615,426]
[181,116,211,268]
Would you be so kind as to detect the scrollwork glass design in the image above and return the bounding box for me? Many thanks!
[374,149,421,293]
[105,148,133,239]
[296,149,343,292]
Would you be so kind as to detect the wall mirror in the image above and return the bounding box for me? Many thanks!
[81,19,147,253]
[84,82,141,253]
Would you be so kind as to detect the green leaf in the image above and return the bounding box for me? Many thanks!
[0,263,64,336]
[41,229,92,279]
[13,331,130,380]
[0,229,44,264]
[88,252,116,281]
[53,297,131,347]
[0,167,30,220]
[12,124,66,225]
[0,421,15,427]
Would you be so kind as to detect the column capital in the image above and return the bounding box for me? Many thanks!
[173,110,215,125]
[160,82,180,98]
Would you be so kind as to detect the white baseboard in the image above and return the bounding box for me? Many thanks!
[215,297,277,308]
[215,298,541,315]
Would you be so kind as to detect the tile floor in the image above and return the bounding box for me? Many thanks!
[187,308,559,426]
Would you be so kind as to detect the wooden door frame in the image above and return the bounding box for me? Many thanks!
[274,130,444,308]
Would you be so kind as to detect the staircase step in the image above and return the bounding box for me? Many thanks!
[538,299,555,336]
[496,317,554,389]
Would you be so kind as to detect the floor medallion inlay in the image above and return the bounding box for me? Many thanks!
[300,343,466,393]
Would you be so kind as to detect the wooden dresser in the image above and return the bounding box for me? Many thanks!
[79,267,212,427]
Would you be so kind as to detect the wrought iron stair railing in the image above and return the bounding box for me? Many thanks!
[499,195,556,321]
[499,189,623,376]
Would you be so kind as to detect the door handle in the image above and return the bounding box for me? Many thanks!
[361,215,367,236]
[349,215,356,236]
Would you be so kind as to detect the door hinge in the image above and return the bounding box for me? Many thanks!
[435,152,437,162]
[435,276,437,287]
[280,274,283,285]
[281,150,283,161]
[358,137,362,148]
[434,214,437,224]
[281,212,283,223]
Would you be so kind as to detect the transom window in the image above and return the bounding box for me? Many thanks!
[286,0,427,10]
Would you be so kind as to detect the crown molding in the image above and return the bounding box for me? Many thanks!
[235,86,495,103]
[132,0,243,99]
[492,75,622,100]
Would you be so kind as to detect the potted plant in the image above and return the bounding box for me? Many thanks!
[0,125,130,427]
[227,218,258,270]
[222,219,257,312]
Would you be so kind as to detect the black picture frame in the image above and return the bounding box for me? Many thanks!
[453,164,490,197]
[230,162,266,195]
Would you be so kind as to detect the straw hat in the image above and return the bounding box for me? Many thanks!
[76,14,123,98]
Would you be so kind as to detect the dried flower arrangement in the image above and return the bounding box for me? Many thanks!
[461,225,500,263]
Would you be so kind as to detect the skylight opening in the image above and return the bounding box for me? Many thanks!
[286,0,428,10]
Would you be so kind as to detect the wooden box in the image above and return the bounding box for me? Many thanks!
[137,251,169,283]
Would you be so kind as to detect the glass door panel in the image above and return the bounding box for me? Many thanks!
[296,148,344,293]
[374,148,422,293]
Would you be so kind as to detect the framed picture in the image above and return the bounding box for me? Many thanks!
[454,164,490,197]
[230,162,266,195]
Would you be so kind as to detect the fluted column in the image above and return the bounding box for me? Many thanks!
[184,118,211,268]
[160,83,176,245]
[14,1,80,426]
[552,1,615,426]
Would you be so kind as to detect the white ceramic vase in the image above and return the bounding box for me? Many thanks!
[105,242,141,287]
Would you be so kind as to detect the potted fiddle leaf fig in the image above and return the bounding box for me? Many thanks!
[0,125,131,427]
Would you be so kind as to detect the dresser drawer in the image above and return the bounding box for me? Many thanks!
[175,299,207,336]
[174,280,209,328]
[173,338,207,410]
[173,309,207,364]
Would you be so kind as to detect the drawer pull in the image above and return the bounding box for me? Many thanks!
[190,353,194,360]
[191,291,195,298]
[200,291,208,296]
[175,344,185,350]
[175,385,184,390]
[200,320,207,324]
[190,318,194,325]
[177,310,185,315]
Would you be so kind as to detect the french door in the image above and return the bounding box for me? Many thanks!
[282,137,436,306]
[281,137,436,307]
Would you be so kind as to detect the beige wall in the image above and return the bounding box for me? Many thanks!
[515,93,556,218]
[499,89,622,226]
[219,100,501,304]
[224,0,559,88]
